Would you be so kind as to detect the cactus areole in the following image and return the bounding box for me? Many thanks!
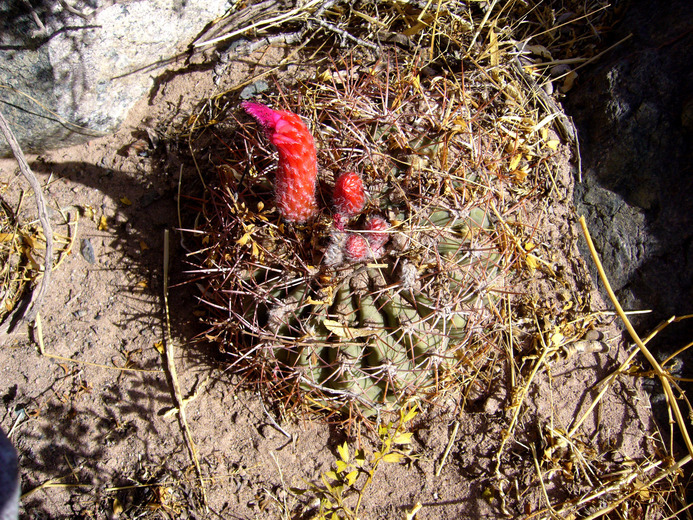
[198,101,502,417]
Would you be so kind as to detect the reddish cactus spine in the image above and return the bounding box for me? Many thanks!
[333,171,365,217]
[242,101,318,223]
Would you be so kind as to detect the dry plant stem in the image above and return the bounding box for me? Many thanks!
[493,312,551,477]
[163,229,208,510]
[466,0,499,54]
[33,313,161,372]
[567,345,640,437]
[579,216,693,459]
[531,444,560,520]
[194,0,323,48]
[435,420,459,477]
[573,313,682,434]
[510,57,576,145]
[0,109,53,334]
[576,454,692,520]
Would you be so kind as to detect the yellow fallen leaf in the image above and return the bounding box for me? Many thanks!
[323,319,374,338]
[337,441,349,463]
[120,197,132,206]
[345,470,358,486]
[511,168,528,183]
[546,139,560,150]
[113,497,123,515]
[236,229,254,246]
[0,232,16,242]
[318,69,331,83]
[98,215,108,231]
[393,432,413,445]
[551,332,564,347]
[509,154,522,170]
[489,27,499,67]
[525,253,539,273]
[412,74,422,94]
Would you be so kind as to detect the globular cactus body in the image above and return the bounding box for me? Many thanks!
[198,79,504,418]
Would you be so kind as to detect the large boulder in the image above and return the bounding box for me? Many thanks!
[0,0,232,155]
[566,0,693,334]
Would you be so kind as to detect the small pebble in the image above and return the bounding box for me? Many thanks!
[240,80,269,100]
[80,238,96,264]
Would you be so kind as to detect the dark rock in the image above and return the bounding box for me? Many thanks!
[566,0,693,334]
[0,426,19,520]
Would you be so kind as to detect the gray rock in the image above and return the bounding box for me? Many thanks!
[0,0,232,156]
[80,237,96,264]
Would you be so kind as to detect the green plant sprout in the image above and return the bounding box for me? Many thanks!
[294,405,420,520]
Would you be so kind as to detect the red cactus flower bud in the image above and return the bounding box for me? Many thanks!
[333,171,365,217]
[345,234,369,262]
[242,101,318,223]
[364,216,389,248]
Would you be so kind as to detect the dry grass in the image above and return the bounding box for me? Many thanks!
[3,0,690,518]
[173,0,692,517]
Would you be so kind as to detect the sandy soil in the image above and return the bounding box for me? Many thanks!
[0,48,667,519]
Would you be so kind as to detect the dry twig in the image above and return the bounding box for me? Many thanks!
[0,110,53,337]
[162,229,208,510]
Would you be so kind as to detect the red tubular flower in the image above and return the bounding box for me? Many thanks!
[242,101,318,223]
[333,171,365,217]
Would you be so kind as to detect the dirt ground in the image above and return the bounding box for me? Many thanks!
[0,48,674,519]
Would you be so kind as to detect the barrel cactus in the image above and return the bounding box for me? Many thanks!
[193,62,505,418]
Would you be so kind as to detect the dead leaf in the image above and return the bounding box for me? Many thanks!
[509,154,522,170]
[525,253,539,273]
[489,27,499,67]
[560,71,578,93]
[323,319,374,338]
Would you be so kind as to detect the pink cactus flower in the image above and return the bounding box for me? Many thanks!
[242,101,318,223]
